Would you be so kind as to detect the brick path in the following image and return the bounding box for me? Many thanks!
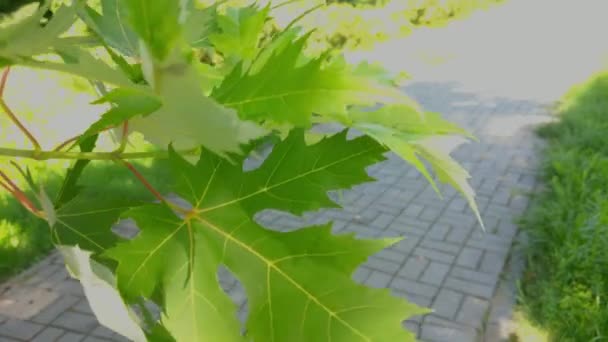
[0,78,552,341]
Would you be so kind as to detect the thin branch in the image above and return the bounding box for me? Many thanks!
[0,169,19,192]
[0,179,12,193]
[120,160,166,203]
[0,67,9,95]
[284,3,324,32]
[0,68,42,150]
[0,170,40,215]
[0,146,199,161]
[53,135,81,152]
[115,121,129,153]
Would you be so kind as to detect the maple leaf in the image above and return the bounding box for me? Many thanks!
[82,88,162,141]
[209,4,270,62]
[344,105,483,228]
[0,2,77,59]
[127,59,267,157]
[122,0,181,61]
[50,195,142,256]
[79,0,139,57]
[106,130,427,341]
[212,34,417,126]
[183,2,221,48]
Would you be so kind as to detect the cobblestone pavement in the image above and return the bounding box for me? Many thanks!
[0,78,553,341]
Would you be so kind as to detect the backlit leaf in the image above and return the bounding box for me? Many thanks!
[20,46,136,88]
[123,0,181,60]
[107,130,426,341]
[0,2,78,59]
[83,88,162,141]
[79,0,139,56]
[128,59,266,157]
[345,105,483,227]
[209,4,270,62]
[51,196,142,255]
[213,35,416,126]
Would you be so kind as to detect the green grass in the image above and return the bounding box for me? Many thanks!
[518,72,608,341]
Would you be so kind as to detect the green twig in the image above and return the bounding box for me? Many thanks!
[0,68,42,151]
[0,147,199,161]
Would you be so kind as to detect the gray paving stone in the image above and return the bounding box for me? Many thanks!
[426,223,451,241]
[480,251,507,274]
[450,266,497,287]
[432,289,463,320]
[376,249,408,264]
[444,277,495,299]
[456,296,490,329]
[419,207,443,222]
[413,247,456,264]
[90,325,115,339]
[52,312,98,334]
[456,247,483,269]
[370,213,395,230]
[57,332,85,342]
[72,299,93,315]
[390,277,439,298]
[398,256,429,280]
[403,203,425,217]
[365,271,393,288]
[32,327,65,342]
[420,262,450,286]
[420,324,478,342]
[83,336,112,342]
[390,235,421,254]
[32,295,80,324]
[446,226,472,244]
[403,320,420,337]
[0,319,44,340]
[496,220,518,238]
[393,291,433,309]
[54,280,84,296]
[420,239,461,255]
[365,256,401,274]
[467,234,511,254]
[352,267,372,283]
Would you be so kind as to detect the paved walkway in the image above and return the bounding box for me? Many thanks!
[3,0,607,340]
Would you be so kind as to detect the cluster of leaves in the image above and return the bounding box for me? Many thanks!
[520,72,608,341]
[0,0,481,340]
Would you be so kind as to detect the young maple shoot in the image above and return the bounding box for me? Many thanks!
[0,1,482,341]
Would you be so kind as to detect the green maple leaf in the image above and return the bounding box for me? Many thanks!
[209,4,270,62]
[79,0,139,57]
[122,0,181,60]
[212,34,415,126]
[184,2,222,48]
[106,130,427,341]
[345,105,483,228]
[82,88,162,141]
[50,196,142,256]
[0,2,78,59]
[55,134,98,209]
[20,46,136,88]
[128,59,266,157]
